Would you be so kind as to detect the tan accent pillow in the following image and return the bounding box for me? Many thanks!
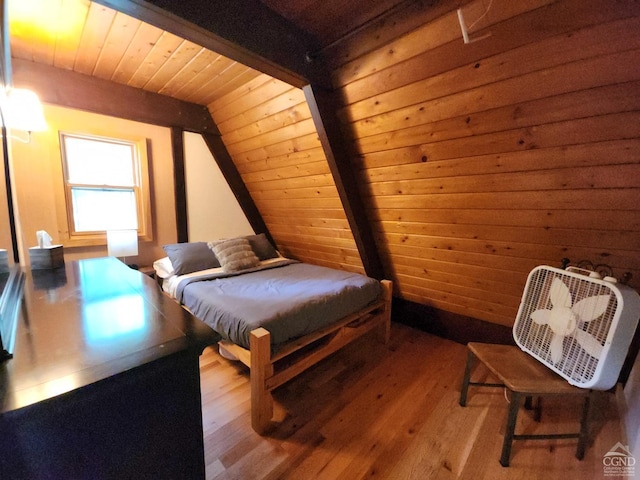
[209,237,260,273]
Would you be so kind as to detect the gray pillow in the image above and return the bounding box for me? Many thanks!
[163,242,220,275]
[245,233,278,260]
[210,237,260,273]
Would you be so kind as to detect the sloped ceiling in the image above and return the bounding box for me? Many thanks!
[8,0,412,105]
[8,0,264,106]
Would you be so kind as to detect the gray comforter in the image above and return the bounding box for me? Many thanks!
[178,262,382,350]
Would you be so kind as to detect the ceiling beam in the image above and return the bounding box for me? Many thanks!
[170,127,189,244]
[96,0,331,89]
[303,84,385,280]
[12,59,217,133]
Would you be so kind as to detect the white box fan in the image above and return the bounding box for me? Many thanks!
[513,265,640,390]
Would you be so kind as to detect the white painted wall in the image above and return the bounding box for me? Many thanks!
[183,132,254,242]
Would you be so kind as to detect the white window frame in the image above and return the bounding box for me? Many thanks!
[59,132,152,246]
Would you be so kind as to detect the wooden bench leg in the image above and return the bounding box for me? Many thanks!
[576,391,593,460]
[524,396,542,422]
[250,328,274,434]
[500,391,522,467]
[533,397,542,422]
[459,349,475,407]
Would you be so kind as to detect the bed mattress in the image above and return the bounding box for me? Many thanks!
[175,261,382,350]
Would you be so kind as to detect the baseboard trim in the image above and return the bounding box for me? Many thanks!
[391,297,514,346]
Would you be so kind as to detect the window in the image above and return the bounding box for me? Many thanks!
[60,133,152,245]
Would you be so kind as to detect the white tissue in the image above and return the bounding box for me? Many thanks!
[36,230,53,248]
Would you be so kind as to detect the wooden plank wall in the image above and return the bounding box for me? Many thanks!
[208,0,640,330]
[207,76,365,273]
[329,0,640,327]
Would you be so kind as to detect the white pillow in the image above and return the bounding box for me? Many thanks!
[153,256,175,278]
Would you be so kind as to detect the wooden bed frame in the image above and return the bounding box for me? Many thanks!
[217,279,393,434]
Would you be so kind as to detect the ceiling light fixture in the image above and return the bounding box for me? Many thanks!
[0,87,47,142]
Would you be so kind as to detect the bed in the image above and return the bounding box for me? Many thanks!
[155,234,393,433]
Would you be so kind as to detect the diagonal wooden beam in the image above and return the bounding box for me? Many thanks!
[200,132,274,246]
[96,0,331,89]
[303,84,385,280]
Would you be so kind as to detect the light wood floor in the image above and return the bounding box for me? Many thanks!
[199,322,624,480]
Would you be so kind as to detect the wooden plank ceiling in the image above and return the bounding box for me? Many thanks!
[8,0,410,107]
[8,0,264,106]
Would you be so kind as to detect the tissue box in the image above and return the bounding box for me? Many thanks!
[29,245,64,270]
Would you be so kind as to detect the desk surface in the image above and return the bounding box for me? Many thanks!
[0,257,217,413]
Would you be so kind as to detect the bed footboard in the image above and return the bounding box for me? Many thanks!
[220,279,393,434]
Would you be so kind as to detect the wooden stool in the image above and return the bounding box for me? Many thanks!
[459,342,594,467]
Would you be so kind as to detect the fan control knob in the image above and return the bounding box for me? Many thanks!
[589,271,602,279]
[603,276,617,284]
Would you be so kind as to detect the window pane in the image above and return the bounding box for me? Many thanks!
[64,136,135,186]
[71,188,138,232]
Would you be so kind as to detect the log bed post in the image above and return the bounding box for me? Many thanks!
[379,280,393,344]
[245,279,393,434]
[250,327,274,434]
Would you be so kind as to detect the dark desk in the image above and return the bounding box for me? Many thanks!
[0,257,217,479]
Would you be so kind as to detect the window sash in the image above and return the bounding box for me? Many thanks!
[60,132,151,244]
[63,135,137,186]
[70,187,139,233]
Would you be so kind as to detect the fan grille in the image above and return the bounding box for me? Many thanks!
[514,268,618,385]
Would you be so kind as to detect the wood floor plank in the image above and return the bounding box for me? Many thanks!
[199,323,624,479]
